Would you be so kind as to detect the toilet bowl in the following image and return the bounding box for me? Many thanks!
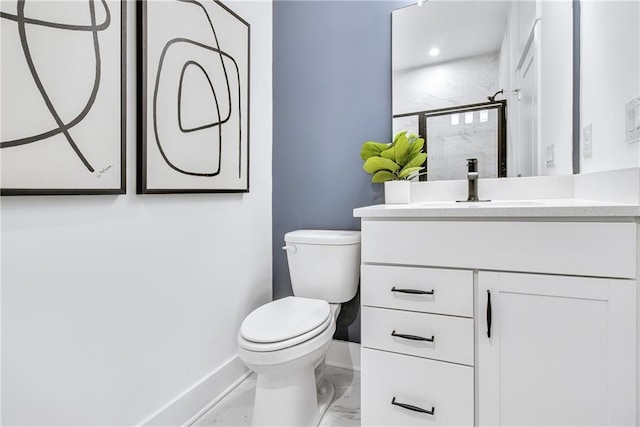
[237,230,361,426]
[238,298,340,426]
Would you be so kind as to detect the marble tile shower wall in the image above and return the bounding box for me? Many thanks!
[393,51,500,115]
[428,112,498,180]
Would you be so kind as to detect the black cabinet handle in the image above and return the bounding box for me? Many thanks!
[391,397,435,415]
[391,330,435,342]
[391,286,434,295]
[487,290,492,338]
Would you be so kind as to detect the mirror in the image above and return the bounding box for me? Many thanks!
[392,0,575,180]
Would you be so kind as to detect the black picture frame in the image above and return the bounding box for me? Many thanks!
[0,0,127,196]
[137,0,250,194]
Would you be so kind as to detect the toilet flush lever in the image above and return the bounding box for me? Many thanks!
[282,245,297,253]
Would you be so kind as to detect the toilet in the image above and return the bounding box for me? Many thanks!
[237,230,361,426]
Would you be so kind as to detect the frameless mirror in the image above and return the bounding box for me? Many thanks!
[392,0,575,181]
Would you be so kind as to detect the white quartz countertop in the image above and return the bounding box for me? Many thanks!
[353,199,640,218]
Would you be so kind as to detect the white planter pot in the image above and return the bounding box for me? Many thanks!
[384,180,411,204]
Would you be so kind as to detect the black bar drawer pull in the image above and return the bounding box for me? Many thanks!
[391,286,435,295]
[391,397,435,415]
[391,330,435,342]
[486,290,492,338]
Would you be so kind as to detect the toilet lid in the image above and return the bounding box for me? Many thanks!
[240,297,331,343]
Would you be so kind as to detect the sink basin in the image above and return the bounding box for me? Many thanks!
[411,200,546,209]
[455,200,545,207]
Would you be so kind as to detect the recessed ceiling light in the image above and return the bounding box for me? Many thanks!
[428,47,440,57]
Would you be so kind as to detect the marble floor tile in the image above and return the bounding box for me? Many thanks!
[319,367,360,426]
[192,366,360,426]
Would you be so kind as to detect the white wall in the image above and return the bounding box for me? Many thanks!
[581,0,640,174]
[0,1,272,425]
[540,0,573,176]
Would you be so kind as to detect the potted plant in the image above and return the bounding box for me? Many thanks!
[361,131,427,204]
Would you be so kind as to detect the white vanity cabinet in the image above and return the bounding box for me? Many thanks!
[357,215,639,426]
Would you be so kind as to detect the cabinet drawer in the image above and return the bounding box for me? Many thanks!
[361,219,637,278]
[362,306,474,366]
[362,348,474,426]
[361,265,473,317]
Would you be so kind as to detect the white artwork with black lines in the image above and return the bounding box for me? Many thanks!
[0,0,125,195]
[138,0,249,193]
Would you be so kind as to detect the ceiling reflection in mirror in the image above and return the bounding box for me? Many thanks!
[392,0,575,180]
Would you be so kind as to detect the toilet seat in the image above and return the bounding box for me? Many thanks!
[239,297,332,352]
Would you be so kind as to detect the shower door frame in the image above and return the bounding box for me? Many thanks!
[394,100,507,181]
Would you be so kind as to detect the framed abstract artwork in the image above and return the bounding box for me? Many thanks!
[0,0,126,195]
[137,0,250,194]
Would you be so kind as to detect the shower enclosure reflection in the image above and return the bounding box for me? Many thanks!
[394,100,506,181]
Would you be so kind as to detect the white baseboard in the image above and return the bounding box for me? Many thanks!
[325,339,360,371]
[140,356,250,427]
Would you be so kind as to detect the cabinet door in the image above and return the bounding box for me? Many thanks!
[477,272,636,426]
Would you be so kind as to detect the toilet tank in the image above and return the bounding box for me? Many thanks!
[284,230,361,303]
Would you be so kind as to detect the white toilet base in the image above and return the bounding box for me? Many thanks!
[251,366,334,426]
[315,378,335,425]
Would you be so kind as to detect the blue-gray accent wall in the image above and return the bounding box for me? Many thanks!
[273,0,410,343]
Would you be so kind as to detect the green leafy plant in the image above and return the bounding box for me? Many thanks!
[361,131,427,183]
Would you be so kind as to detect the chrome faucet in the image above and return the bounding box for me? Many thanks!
[458,158,490,202]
